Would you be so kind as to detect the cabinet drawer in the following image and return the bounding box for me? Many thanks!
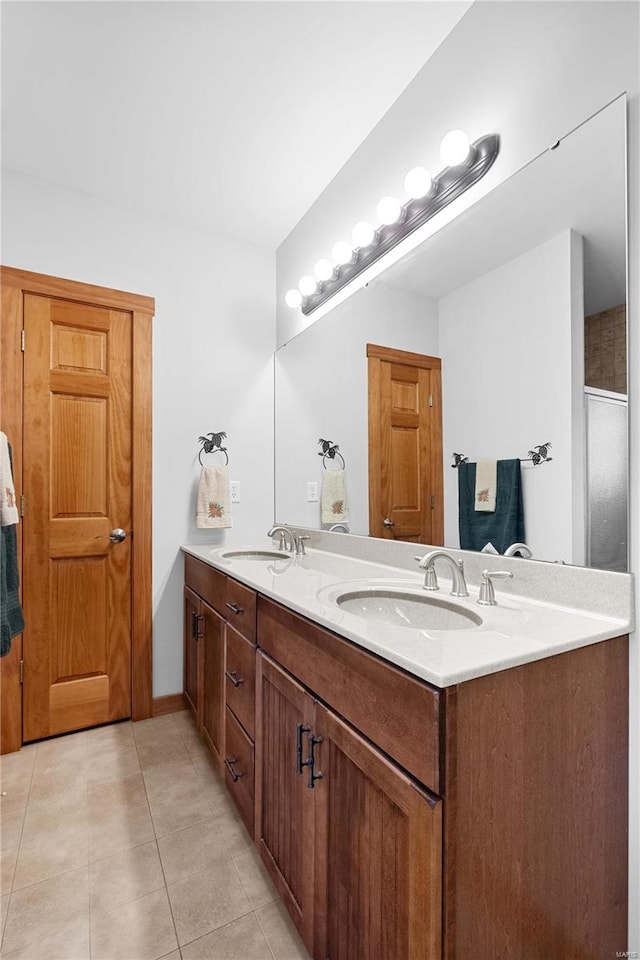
[224,578,257,644]
[184,554,226,614]
[258,597,442,793]
[225,626,256,739]
[224,707,255,837]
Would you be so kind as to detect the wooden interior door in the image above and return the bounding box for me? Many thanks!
[255,652,316,952]
[367,344,443,544]
[313,704,443,960]
[22,294,133,740]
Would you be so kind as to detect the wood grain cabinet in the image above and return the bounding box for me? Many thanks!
[184,557,629,960]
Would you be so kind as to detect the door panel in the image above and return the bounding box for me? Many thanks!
[314,705,443,960]
[201,600,225,764]
[22,294,133,740]
[183,586,201,720]
[368,344,443,545]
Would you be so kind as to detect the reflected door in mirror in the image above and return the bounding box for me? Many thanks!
[367,344,443,544]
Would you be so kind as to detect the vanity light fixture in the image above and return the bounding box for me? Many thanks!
[285,129,500,316]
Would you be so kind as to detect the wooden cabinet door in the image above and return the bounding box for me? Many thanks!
[255,653,316,952]
[201,600,225,766]
[313,703,443,960]
[183,586,202,722]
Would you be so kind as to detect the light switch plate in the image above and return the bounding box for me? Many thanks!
[307,481,319,502]
[230,481,241,503]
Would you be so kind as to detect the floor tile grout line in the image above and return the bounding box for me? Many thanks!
[254,903,282,960]
[0,739,38,949]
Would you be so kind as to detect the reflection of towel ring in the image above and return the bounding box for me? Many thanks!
[198,432,229,466]
[322,450,345,470]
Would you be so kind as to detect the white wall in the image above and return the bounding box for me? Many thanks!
[275,280,438,534]
[1,168,275,697]
[276,2,640,944]
[439,230,584,563]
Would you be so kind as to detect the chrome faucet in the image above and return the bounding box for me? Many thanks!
[415,550,469,597]
[267,525,296,553]
[477,569,514,605]
[504,542,533,559]
[328,523,349,533]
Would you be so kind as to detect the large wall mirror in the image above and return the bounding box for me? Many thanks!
[274,95,628,571]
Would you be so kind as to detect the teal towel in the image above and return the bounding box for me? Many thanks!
[1,441,24,657]
[458,459,524,554]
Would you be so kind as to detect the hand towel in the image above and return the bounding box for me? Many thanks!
[0,436,24,657]
[474,459,497,512]
[196,466,233,529]
[321,469,349,525]
[458,459,524,554]
[0,431,19,526]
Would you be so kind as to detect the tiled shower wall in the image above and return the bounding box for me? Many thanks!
[585,303,627,394]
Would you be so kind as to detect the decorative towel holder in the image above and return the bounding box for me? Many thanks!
[451,442,552,468]
[318,438,346,469]
[198,431,229,466]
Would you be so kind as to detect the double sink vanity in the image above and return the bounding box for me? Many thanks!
[182,529,632,959]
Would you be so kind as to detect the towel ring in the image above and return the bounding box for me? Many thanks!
[321,450,345,470]
[198,432,229,466]
[318,438,346,470]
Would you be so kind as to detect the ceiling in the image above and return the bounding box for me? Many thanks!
[1,1,470,249]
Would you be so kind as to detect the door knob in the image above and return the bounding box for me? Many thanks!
[109,528,126,543]
[383,518,395,528]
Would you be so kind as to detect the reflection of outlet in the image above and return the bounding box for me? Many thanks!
[307,481,319,502]
[230,481,241,503]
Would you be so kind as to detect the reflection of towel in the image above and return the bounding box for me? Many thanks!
[1,436,24,657]
[458,459,524,553]
[196,466,232,529]
[475,459,497,512]
[321,469,348,524]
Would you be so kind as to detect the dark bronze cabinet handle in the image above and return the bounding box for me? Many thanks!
[225,669,244,688]
[224,757,244,782]
[191,611,203,639]
[296,722,311,775]
[308,735,324,790]
[225,602,244,615]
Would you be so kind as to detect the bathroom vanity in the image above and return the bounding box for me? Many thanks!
[182,539,631,959]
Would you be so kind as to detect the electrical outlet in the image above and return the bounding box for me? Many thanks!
[230,481,241,503]
[307,481,319,502]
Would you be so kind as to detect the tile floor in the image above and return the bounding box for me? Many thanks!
[0,711,311,960]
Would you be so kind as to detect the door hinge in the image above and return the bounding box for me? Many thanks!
[431,495,436,509]
[21,329,25,352]
[19,494,25,517]
[428,394,433,407]
[19,660,24,684]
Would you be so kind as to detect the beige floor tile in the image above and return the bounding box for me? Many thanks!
[87,771,147,816]
[1,892,9,936]
[256,900,311,960]
[0,746,36,788]
[167,861,252,946]
[142,760,200,801]
[89,800,155,862]
[21,795,88,847]
[0,915,89,960]
[90,886,178,960]
[0,779,30,812]
[215,811,253,857]
[89,839,164,912]
[13,822,89,891]
[28,762,88,803]
[0,803,25,851]
[33,734,87,776]
[1,844,18,895]
[182,912,273,959]
[149,786,213,839]
[1,864,89,955]
[85,744,141,785]
[84,720,133,749]
[137,736,191,770]
[158,953,181,960]
[132,715,178,743]
[157,819,229,885]
[233,848,278,909]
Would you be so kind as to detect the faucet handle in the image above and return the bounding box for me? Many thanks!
[296,535,310,556]
[478,569,514,606]
[415,556,439,591]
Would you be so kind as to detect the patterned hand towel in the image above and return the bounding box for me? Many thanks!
[474,459,497,512]
[1,434,24,657]
[196,466,233,529]
[321,469,348,525]
[0,432,19,526]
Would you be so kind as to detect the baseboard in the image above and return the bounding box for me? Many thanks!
[151,693,187,717]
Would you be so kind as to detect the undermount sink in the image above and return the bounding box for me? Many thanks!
[333,587,483,630]
[220,549,290,561]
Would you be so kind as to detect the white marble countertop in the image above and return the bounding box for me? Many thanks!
[182,541,632,688]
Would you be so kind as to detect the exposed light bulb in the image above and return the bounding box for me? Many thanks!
[332,241,353,266]
[352,221,376,248]
[314,258,334,282]
[285,289,302,309]
[440,129,471,167]
[298,275,317,297]
[376,196,402,225]
[404,166,432,200]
